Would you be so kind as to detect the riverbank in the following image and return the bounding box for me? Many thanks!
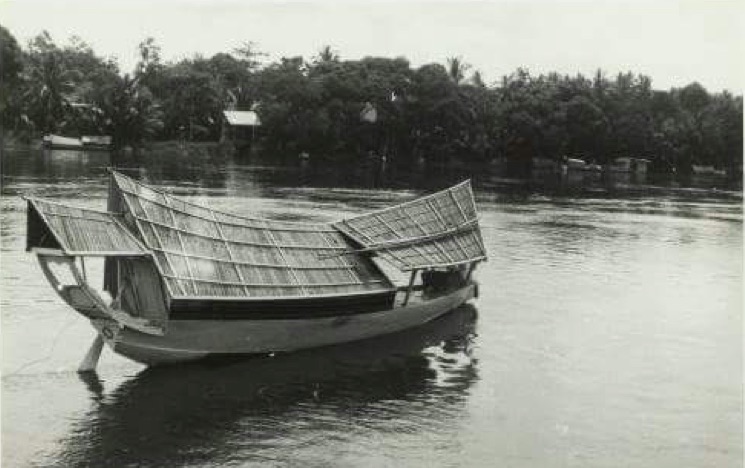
[1,142,741,203]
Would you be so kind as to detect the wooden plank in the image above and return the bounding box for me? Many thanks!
[63,250,150,257]
[160,273,386,288]
[465,261,477,281]
[401,256,487,271]
[168,288,396,302]
[29,247,68,256]
[402,269,418,306]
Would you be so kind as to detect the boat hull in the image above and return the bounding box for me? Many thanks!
[103,284,477,366]
[42,135,111,151]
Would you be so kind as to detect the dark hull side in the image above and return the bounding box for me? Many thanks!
[169,291,397,320]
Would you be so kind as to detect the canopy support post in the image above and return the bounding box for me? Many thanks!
[80,257,87,281]
[465,262,477,282]
[403,269,418,306]
[78,334,104,373]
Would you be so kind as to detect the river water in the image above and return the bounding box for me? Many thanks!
[1,147,742,467]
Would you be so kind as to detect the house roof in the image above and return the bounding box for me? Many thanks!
[223,110,261,126]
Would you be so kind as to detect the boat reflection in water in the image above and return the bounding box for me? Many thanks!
[55,304,479,468]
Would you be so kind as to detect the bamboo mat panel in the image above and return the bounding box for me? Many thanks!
[28,199,147,255]
[333,180,487,270]
[111,172,392,299]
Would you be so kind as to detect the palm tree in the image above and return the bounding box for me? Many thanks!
[98,74,163,149]
[22,49,80,133]
[446,56,470,85]
[314,45,340,64]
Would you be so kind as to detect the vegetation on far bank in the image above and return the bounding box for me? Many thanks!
[1,25,742,180]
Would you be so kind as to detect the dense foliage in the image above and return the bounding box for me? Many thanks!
[1,26,741,179]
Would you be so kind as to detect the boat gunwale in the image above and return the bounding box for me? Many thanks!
[400,256,487,272]
[160,271,389,288]
[167,287,398,303]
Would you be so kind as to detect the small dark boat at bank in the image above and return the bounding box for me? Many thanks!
[25,171,487,369]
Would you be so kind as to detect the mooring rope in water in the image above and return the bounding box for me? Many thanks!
[5,316,78,377]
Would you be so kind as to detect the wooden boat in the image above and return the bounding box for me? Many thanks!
[42,134,84,149]
[42,134,112,151]
[80,135,113,151]
[25,171,487,370]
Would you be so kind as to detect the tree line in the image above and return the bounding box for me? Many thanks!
[1,26,742,180]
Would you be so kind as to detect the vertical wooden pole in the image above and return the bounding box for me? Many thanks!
[80,257,87,281]
[465,262,477,282]
[403,269,418,306]
[78,334,104,373]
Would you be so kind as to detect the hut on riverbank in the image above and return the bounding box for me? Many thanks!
[220,110,261,145]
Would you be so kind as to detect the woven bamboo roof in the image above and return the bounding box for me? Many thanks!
[27,172,486,301]
[109,172,393,300]
[333,181,487,271]
[26,198,148,256]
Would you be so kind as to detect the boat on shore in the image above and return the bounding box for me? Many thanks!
[25,171,487,369]
[42,134,112,151]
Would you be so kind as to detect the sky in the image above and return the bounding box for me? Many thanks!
[2,0,743,92]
